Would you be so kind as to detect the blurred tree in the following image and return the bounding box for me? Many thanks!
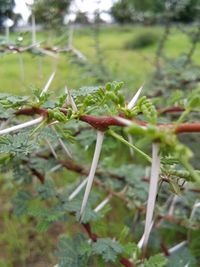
[111,0,200,23]
[110,0,135,24]
[0,0,15,28]
[171,0,200,22]
[74,11,90,25]
[33,0,72,30]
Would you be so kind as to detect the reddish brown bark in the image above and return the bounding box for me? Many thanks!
[29,167,45,184]
[120,257,135,267]
[159,106,185,114]
[15,107,48,117]
[16,107,200,133]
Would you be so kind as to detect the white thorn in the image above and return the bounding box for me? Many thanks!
[48,164,62,173]
[48,120,59,126]
[94,196,111,213]
[36,47,58,59]
[68,178,88,201]
[140,143,160,248]
[137,222,154,249]
[80,131,104,219]
[40,71,56,97]
[127,85,143,110]
[21,41,42,52]
[168,241,187,254]
[114,116,147,130]
[58,138,72,158]
[65,86,78,112]
[45,139,58,159]
[190,201,200,219]
[51,125,72,158]
[168,195,178,216]
[114,116,133,126]
[0,116,43,136]
[71,47,87,61]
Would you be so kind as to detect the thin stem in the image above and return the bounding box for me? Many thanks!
[108,130,151,163]
[176,109,190,124]
[29,119,46,136]
[180,158,200,184]
[127,134,134,157]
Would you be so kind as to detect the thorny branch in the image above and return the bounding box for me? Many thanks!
[15,106,200,133]
[26,159,134,267]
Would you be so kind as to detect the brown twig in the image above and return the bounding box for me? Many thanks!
[16,106,200,133]
[158,106,185,114]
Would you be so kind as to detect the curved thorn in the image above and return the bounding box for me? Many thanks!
[127,85,143,110]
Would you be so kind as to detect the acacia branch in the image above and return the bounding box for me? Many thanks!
[27,159,134,267]
[158,106,185,114]
[15,107,200,134]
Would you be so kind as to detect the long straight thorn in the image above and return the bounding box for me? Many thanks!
[140,143,160,249]
[80,131,104,220]
[94,196,111,213]
[68,178,88,201]
[0,116,43,136]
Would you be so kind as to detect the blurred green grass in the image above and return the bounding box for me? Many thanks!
[1,25,200,95]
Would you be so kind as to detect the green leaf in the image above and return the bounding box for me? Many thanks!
[63,199,99,223]
[37,180,57,199]
[12,190,32,216]
[92,238,123,262]
[168,247,197,267]
[57,234,91,267]
[0,104,13,119]
[0,132,37,155]
[142,253,168,267]
[72,86,100,99]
